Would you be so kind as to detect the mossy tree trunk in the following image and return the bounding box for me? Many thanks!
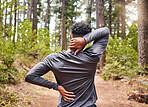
[96,0,106,71]
[138,0,148,72]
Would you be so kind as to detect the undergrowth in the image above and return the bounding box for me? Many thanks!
[102,36,146,80]
[0,87,18,107]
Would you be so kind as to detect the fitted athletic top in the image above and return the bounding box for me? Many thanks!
[25,27,110,107]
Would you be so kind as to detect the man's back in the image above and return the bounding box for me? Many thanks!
[44,50,98,106]
[25,27,110,107]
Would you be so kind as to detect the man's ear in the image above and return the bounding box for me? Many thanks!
[70,34,72,39]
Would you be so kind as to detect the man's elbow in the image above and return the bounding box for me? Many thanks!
[100,27,110,37]
[25,74,32,82]
[104,27,110,35]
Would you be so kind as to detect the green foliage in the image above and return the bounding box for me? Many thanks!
[17,19,53,57]
[0,87,18,107]
[65,0,82,31]
[0,37,19,84]
[127,21,138,52]
[16,19,55,67]
[52,0,82,47]
[16,19,37,58]
[102,36,140,80]
[0,62,19,84]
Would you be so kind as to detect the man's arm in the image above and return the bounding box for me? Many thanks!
[70,27,110,55]
[83,27,109,44]
[25,58,75,102]
[25,62,58,89]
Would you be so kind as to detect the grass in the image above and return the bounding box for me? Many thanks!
[0,87,18,107]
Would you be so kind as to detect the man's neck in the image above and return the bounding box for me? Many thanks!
[67,48,76,52]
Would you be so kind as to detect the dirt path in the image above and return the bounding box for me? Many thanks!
[95,75,147,107]
[9,74,148,107]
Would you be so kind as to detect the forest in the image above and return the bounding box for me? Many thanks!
[0,0,148,106]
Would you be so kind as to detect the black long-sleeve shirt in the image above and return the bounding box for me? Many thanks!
[25,27,110,107]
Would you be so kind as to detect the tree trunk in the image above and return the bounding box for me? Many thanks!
[70,16,73,33]
[32,0,37,33]
[96,0,106,71]
[114,23,116,35]
[87,0,93,26]
[23,0,26,20]
[0,0,2,37]
[116,0,120,37]
[13,0,17,44]
[138,0,148,71]
[55,13,61,46]
[96,0,105,27]
[28,0,33,21]
[61,0,67,50]
[117,16,120,37]
[4,0,8,38]
[0,0,2,24]
[121,0,126,40]
[45,0,50,28]
[9,1,13,27]
[109,0,112,36]
[17,0,20,23]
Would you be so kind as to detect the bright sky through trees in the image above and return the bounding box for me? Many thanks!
[126,0,138,26]
[49,0,138,34]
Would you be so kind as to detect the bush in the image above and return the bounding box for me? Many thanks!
[16,19,64,69]
[0,38,20,84]
[102,36,141,80]
[16,19,55,65]
[0,61,18,84]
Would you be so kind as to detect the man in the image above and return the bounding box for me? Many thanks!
[25,22,110,107]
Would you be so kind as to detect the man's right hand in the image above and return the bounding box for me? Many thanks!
[69,37,86,55]
[57,85,75,102]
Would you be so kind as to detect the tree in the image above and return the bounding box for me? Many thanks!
[52,0,81,50]
[23,0,26,20]
[0,0,2,37]
[9,1,13,27]
[45,0,51,29]
[96,0,105,27]
[121,0,126,39]
[61,0,67,50]
[28,0,33,21]
[108,0,112,36]
[87,0,94,26]
[0,0,1,24]
[13,0,17,44]
[4,0,8,37]
[103,0,120,37]
[17,0,20,23]
[96,0,106,71]
[116,0,121,37]
[138,0,148,71]
[32,0,37,33]
[64,0,81,36]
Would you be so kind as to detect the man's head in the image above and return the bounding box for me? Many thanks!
[71,22,92,38]
[69,22,92,54]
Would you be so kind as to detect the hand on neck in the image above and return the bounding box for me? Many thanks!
[67,48,76,52]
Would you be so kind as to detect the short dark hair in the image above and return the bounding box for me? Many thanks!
[71,22,92,37]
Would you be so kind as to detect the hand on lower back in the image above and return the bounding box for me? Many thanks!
[57,85,75,102]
